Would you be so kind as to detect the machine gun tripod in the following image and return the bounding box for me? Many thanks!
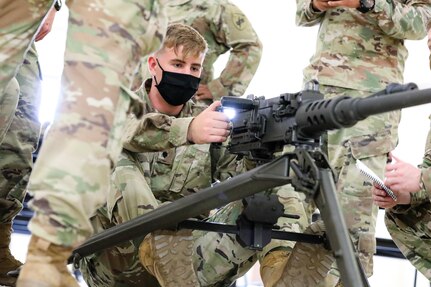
[181,147,369,286]
[71,82,431,287]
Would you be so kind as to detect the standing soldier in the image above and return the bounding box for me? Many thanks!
[0,6,57,286]
[0,44,42,287]
[275,0,431,286]
[0,1,56,145]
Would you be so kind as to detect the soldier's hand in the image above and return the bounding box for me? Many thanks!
[371,184,410,209]
[187,101,230,144]
[372,185,396,208]
[312,0,332,11]
[35,7,57,42]
[384,154,422,194]
[195,84,214,101]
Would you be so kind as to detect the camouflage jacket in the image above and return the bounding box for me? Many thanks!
[122,80,243,203]
[134,0,262,99]
[296,0,431,92]
[418,119,431,201]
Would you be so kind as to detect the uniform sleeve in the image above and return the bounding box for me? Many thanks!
[420,167,431,198]
[389,189,428,214]
[295,0,325,27]
[367,0,431,40]
[122,113,193,153]
[207,2,262,99]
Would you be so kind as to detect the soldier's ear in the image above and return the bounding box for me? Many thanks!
[148,55,157,76]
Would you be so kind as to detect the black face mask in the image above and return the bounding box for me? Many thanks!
[154,59,201,106]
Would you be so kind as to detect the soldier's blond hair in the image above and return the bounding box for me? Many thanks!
[159,23,208,58]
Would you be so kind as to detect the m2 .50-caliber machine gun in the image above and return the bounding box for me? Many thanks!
[71,82,431,287]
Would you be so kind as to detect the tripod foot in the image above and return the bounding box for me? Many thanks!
[274,220,335,287]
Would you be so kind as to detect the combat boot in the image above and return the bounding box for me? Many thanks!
[16,235,79,287]
[260,249,290,287]
[274,220,335,287]
[0,223,22,286]
[139,229,199,287]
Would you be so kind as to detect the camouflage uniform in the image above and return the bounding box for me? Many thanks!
[24,1,180,248]
[0,0,53,94]
[295,0,431,282]
[0,78,19,146]
[0,1,52,145]
[0,44,42,225]
[132,0,262,101]
[0,44,42,286]
[385,122,431,280]
[80,80,309,287]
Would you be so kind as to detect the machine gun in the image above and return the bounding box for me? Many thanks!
[71,82,431,287]
[221,81,418,161]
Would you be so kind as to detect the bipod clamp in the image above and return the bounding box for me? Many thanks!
[236,193,284,250]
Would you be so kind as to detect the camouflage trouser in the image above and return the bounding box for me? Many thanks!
[80,154,309,287]
[309,85,400,282]
[0,0,52,94]
[0,0,50,224]
[0,45,42,224]
[0,78,19,146]
[385,193,431,280]
[26,0,167,247]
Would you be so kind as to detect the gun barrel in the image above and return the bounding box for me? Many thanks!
[296,85,431,138]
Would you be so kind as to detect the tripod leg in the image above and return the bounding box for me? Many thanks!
[315,168,369,287]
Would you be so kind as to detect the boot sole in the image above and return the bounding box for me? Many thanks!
[275,220,335,287]
[152,230,200,287]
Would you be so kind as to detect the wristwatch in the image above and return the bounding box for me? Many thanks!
[357,0,374,13]
[54,0,62,11]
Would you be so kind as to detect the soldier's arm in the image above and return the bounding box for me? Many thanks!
[123,101,230,152]
[364,0,431,40]
[206,2,262,99]
[296,0,325,27]
[122,113,193,153]
[376,127,431,212]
